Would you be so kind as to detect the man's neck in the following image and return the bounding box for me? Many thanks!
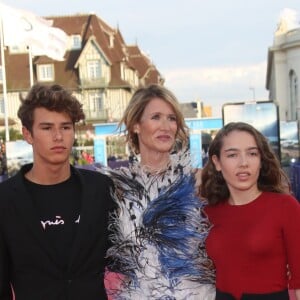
[25,163,71,185]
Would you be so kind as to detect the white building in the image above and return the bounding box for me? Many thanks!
[266,8,300,121]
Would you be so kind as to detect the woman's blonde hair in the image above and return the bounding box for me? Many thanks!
[118,84,189,154]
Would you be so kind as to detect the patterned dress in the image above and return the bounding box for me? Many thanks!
[106,149,215,300]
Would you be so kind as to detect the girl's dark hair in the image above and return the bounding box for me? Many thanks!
[18,84,85,132]
[199,122,289,205]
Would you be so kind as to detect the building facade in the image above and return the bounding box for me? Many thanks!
[266,16,300,121]
[0,13,164,129]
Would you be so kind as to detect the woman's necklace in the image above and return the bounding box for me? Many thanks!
[140,159,171,175]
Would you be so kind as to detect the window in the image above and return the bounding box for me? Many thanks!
[0,97,4,115]
[120,62,125,80]
[37,64,54,82]
[71,35,82,50]
[289,70,298,120]
[9,45,28,54]
[89,93,103,112]
[87,60,101,80]
[109,35,114,48]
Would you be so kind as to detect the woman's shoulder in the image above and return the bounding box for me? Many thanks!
[203,201,226,217]
[261,191,300,215]
[262,191,298,202]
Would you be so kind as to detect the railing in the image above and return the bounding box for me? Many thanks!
[80,78,108,88]
[83,109,108,122]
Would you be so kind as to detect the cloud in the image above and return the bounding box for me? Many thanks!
[162,62,269,116]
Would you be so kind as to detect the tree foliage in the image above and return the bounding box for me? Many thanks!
[0,128,23,142]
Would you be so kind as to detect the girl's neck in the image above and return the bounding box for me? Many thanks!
[228,188,262,206]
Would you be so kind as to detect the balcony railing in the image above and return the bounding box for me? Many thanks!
[83,109,108,122]
[80,78,108,89]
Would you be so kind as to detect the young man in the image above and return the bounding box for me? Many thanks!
[0,84,114,300]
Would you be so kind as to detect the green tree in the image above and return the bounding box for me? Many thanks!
[0,128,23,141]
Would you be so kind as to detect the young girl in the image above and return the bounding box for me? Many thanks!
[200,122,300,300]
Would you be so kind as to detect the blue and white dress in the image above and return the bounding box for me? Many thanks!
[106,149,215,300]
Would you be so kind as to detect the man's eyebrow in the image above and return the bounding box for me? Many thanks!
[38,121,73,126]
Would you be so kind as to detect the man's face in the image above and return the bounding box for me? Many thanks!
[23,107,75,166]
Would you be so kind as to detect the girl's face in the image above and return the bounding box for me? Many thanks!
[134,97,178,158]
[212,130,261,197]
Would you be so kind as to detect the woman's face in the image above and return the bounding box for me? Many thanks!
[212,130,261,196]
[134,97,178,157]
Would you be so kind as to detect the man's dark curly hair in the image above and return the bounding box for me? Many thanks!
[18,84,85,132]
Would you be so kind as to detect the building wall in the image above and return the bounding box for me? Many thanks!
[106,88,131,121]
[267,28,300,121]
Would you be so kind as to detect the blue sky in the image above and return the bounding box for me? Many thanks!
[2,0,300,116]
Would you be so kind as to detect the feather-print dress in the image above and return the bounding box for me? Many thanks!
[106,149,215,300]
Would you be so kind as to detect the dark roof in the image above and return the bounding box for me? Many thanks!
[127,45,164,84]
[3,52,31,91]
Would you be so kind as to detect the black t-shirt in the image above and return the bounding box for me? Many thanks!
[24,172,81,270]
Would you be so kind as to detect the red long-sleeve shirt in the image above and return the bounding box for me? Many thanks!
[205,192,300,299]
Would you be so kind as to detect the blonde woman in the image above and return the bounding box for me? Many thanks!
[105,84,215,299]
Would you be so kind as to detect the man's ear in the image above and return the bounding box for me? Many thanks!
[212,154,221,171]
[22,126,33,144]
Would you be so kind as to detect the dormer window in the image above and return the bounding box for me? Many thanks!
[37,64,54,82]
[87,60,101,79]
[9,45,28,54]
[71,35,82,50]
[120,62,125,80]
[109,35,114,48]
